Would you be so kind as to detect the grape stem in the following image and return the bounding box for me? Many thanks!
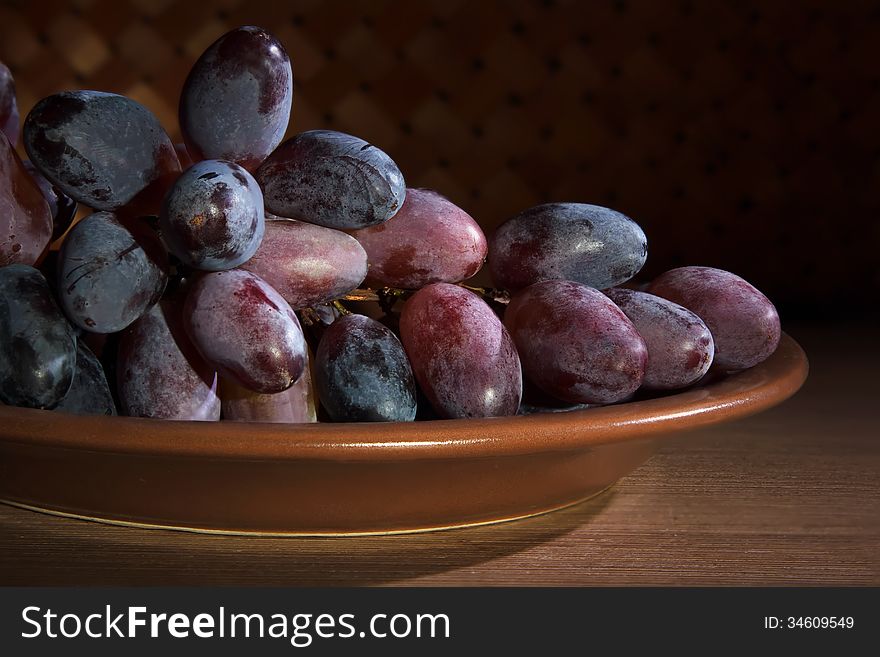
[331,299,352,316]
[300,284,511,328]
[341,284,511,306]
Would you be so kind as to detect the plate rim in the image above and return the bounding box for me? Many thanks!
[0,333,808,462]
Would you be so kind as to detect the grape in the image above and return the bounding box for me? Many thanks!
[256,129,406,230]
[221,351,317,423]
[117,298,220,420]
[57,211,168,333]
[239,217,367,309]
[23,160,77,241]
[159,160,265,271]
[1,133,53,266]
[489,202,647,291]
[350,188,487,289]
[315,314,417,422]
[54,340,116,416]
[604,287,714,390]
[23,91,181,213]
[0,264,77,409]
[184,269,306,393]
[504,280,647,404]
[180,26,292,171]
[1,62,19,146]
[647,266,781,370]
[399,283,521,418]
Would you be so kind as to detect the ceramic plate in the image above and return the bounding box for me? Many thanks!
[0,333,808,535]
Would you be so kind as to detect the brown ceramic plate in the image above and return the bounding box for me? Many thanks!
[0,333,807,536]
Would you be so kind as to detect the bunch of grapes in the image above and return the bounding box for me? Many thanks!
[0,27,781,424]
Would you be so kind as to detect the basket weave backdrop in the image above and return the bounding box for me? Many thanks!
[2,0,877,316]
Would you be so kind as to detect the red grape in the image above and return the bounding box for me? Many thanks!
[351,188,487,289]
[117,298,220,420]
[605,287,714,390]
[1,133,52,266]
[505,280,647,404]
[220,359,317,424]
[647,266,780,370]
[184,270,306,394]
[400,283,522,418]
[239,217,367,309]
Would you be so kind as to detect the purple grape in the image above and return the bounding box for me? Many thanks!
[1,133,52,266]
[256,129,406,230]
[1,62,19,146]
[160,160,265,271]
[505,280,647,404]
[315,314,417,422]
[350,188,487,289]
[23,91,180,212]
[221,354,317,423]
[604,287,714,390]
[54,340,116,416]
[180,26,293,171]
[647,266,781,370]
[23,160,77,241]
[184,269,306,394]
[58,212,168,333]
[117,298,220,420]
[239,217,367,309]
[0,264,77,409]
[400,283,522,418]
[489,202,647,291]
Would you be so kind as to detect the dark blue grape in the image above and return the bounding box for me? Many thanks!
[160,160,265,270]
[55,340,116,416]
[489,202,647,291]
[315,314,417,422]
[0,264,77,409]
[256,130,406,229]
[23,91,180,213]
[58,212,168,333]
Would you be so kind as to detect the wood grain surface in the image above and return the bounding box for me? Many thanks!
[1,322,877,586]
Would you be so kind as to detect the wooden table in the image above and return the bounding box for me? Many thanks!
[1,322,877,586]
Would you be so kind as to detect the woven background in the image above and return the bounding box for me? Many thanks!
[1,0,878,316]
